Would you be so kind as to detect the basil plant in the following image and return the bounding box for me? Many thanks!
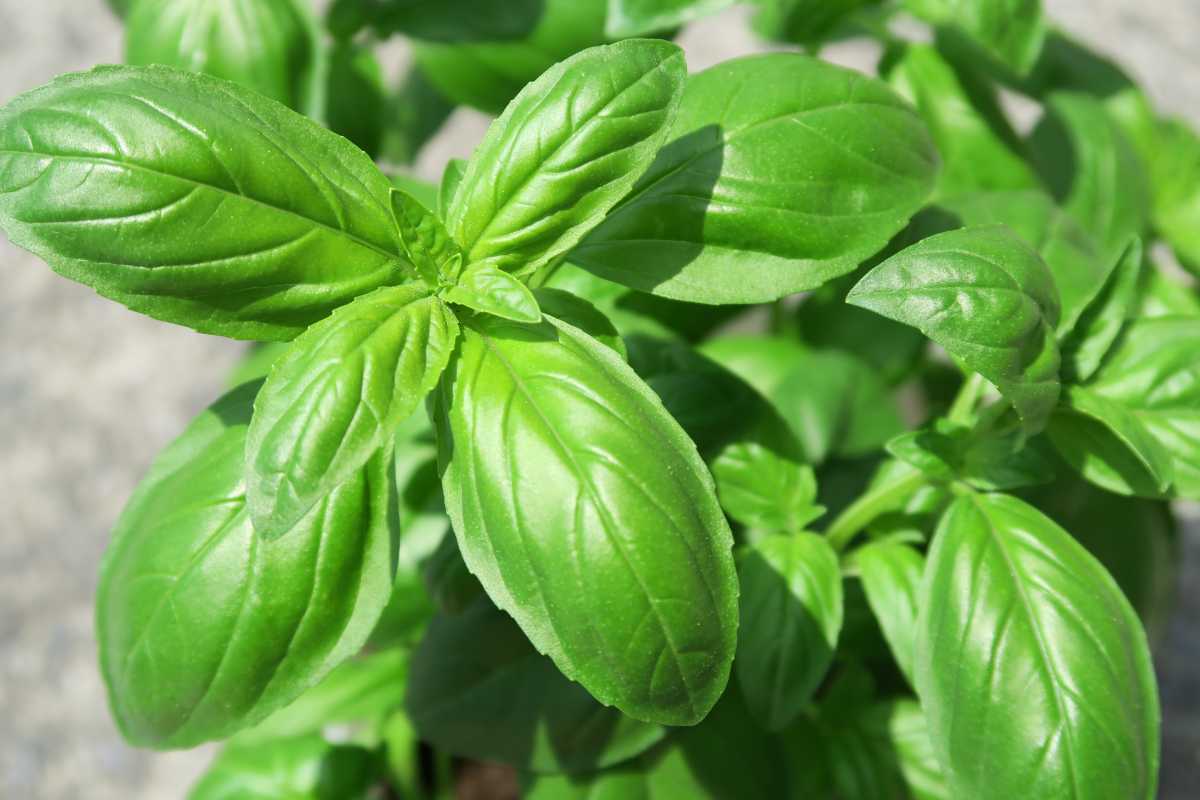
[4,0,1197,797]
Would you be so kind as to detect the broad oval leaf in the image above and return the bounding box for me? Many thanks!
[571,53,938,304]
[391,188,461,286]
[855,541,924,686]
[126,0,317,109]
[848,225,1062,432]
[736,533,842,730]
[903,0,1046,76]
[406,598,665,773]
[442,262,542,323]
[713,442,824,534]
[1085,316,1200,499]
[97,382,398,747]
[446,39,686,277]
[916,493,1159,800]
[433,313,738,725]
[0,66,407,340]
[189,735,377,800]
[246,286,458,539]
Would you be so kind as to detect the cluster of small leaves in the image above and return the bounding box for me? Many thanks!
[4,0,1199,797]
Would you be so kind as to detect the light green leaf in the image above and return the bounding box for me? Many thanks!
[442,262,541,323]
[1149,118,1200,275]
[1047,386,1174,498]
[246,286,459,540]
[855,541,924,685]
[887,700,951,800]
[433,313,738,725]
[406,598,666,772]
[886,419,1056,491]
[1136,265,1200,319]
[0,65,407,340]
[916,493,1159,800]
[848,225,1062,432]
[391,188,462,286]
[446,39,686,277]
[571,53,938,304]
[904,0,1046,76]
[606,0,735,37]
[736,533,842,730]
[438,157,467,220]
[189,735,377,800]
[713,443,824,533]
[126,0,317,110]
[1059,237,1143,381]
[97,383,397,748]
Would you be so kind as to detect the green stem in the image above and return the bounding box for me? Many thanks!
[947,372,988,424]
[824,466,927,553]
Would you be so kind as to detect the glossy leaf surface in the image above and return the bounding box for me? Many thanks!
[189,735,376,800]
[246,286,458,539]
[406,598,665,772]
[433,313,738,725]
[0,66,406,340]
[848,225,1062,432]
[571,53,937,304]
[391,188,461,286]
[713,442,824,534]
[855,541,924,685]
[442,263,542,323]
[916,493,1159,800]
[446,39,686,276]
[1059,237,1142,381]
[97,383,397,747]
[736,533,842,730]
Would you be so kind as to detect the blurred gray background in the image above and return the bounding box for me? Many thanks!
[1,1,1197,797]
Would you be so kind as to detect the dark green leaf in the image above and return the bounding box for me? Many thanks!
[442,263,541,323]
[420,529,484,615]
[886,419,1056,491]
[571,53,937,304]
[126,0,317,110]
[447,39,686,277]
[189,735,376,800]
[338,0,544,42]
[1047,386,1174,498]
[379,65,455,166]
[917,493,1159,800]
[606,0,735,37]
[752,0,878,45]
[324,41,386,157]
[1060,237,1143,381]
[246,286,458,539]
[0,66,407,340]
[854,541,923,685]
[713,443,824,533]
[407,598,665,772]
[392,188,462,286]
[848,225,1061,432]
[532,287,626,358]
[736,533,841,730]
[904,0,1046,76]
[433,313,738,725]
[97,383,398,747]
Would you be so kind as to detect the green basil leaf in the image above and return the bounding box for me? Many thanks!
[380,712,421,798]
[236,648,408,744]
[0,66,407,340]
[126,0,317,110]
[379,65,455,167]
[433,313,738,725]
[1047,386,1174,498]
[532,287,626,358]
[886,419,1056,491]
[407,597,666,772]
[97,382,397,747]
[916,493,1159,800]
[437,157,467,221]
[1029,92,1150,260]
[387,172,438,212]
[246,286,458,539]
[713,443,825,534]
[1149,118,1200,274]
[571,53,937,304]
[413,0,609,115]
[848,225,1062,432]
[606,0,735,37]
[324,41,386,157]
[887,44,1037,195]
[442,262,542,323]
[887,699,951,800]
[1136,265,1200,319]
[446,39,686,278]
[420,529,484,615]
[1059,237,1143,381]
[855,541,923,685]
[1085,317,1200,499]
[904,0,1046,76]
[735,533,842,730]
[340,0,544,42]
[391,188,462,286]
[752,0,878,45]
[189,735,377,800]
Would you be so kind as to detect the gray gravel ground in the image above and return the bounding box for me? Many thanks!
[1,1,1198,797]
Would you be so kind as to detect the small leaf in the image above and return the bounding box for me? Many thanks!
[1059,237,1143,381]
[447,39,687,277]
[606,0,735,37]
[886,419,1056,491]
[189,735,377,800]
[1150,118,1200,274]
[736,533,842,730]
[571,53,937,304]
[713,442,825,533]
[1047,387,1174,498]
[442,262,541,323]
[406,597,665,772]
[903,0,1046,76]
[97,383,397,747]
[848,225,1062,432]
[247,286,459,539]
[391,188,462,286]
[433,313,738,725]
[438,157,467,220]
[855,541,924,686]
[916,493,1160,800]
